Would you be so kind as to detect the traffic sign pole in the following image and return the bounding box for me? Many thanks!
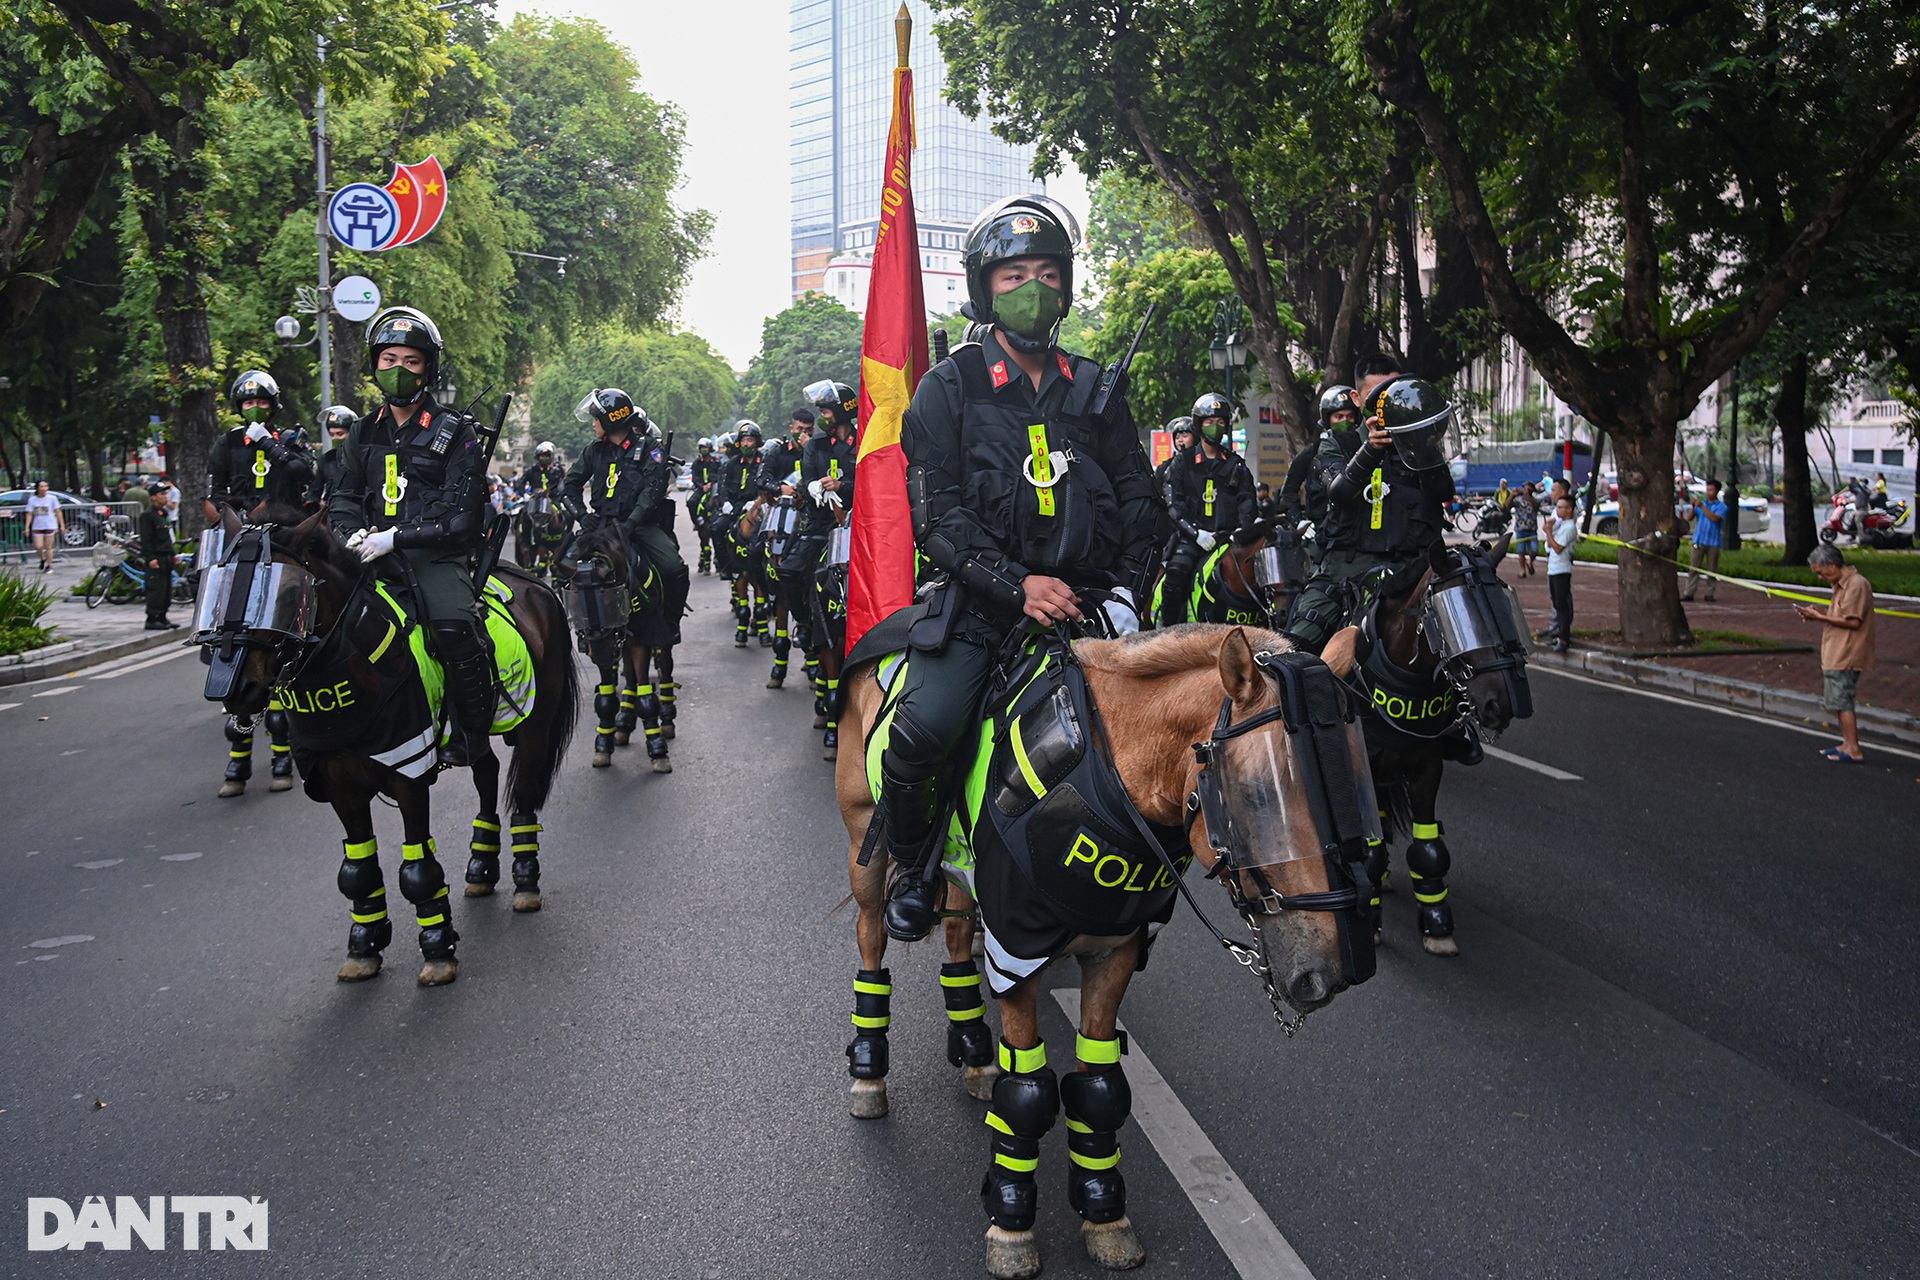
[315,31,333,409]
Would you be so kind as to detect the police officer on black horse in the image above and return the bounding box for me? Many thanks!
[689,436,722,574]
[880,195,1158,944]
[310,405,359,506]
[792,380,858,748]
[207,369,316,797]
[563,389,690,643]
[1279,382,1361,555]
[329,307,495,769]
[1158,391,1258,626]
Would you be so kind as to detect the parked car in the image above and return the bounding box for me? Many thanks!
[1587,481,1769,538]
[0,488,112,547]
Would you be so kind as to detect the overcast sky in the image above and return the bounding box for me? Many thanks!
[508,0,1085,370]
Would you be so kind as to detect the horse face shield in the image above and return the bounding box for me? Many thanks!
[193,528,317,702]
[1420,568,1535,725]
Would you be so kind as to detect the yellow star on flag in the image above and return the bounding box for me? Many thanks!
[425,180,442,196]
[859,354,912,459]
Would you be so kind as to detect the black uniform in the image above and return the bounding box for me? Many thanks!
[782,429,856,607]
[207,425,315,514]
[136,503,175,625]
[517,461,568,555]
[562,431,688,639]
[1159,443,1258,626]
[311,444,351,506]
[688,453,722,570]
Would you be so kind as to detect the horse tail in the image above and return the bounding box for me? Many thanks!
[507,585,578,812]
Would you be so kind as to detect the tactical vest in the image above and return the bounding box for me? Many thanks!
[212,430,307,509]
[950,344,1123,576]
[1316,429,1443,556]
[578,436,654,522]
[358,404,473,530]
[1172,446,1250,535]
[802,434,856,533]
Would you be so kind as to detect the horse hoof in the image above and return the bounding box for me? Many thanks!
[1422,934,1460,957]
[849,1078,888,1119]
[1083,1217,1144,1271]
[511,890,542,913]
[464,882,494,897]
[268,775,293,792]
[734,639,747,649]
[592,751,612,768]
[986,1226,1042,1280]
[417,957,458,986]
[1373,928,1384,945]
[651,757,673,774]
[337,954,382,982]
[766,677,783,689]
[962,1064,1000,1101]
[813,712,828,729]
[217,780,245,798]
[822,746,838,762]
[615,730,632,746]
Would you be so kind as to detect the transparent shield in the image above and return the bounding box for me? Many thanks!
[1503,582,1535,654]
[826,527,852,565]
[246,563,317,636]
[1424,584,1498,660]
[192,561,236,635]
[1343,718,1385,845]
[1250,546,1284,587]
[1216,728,1323,868]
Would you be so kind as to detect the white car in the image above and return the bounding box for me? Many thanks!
[1588,484,1768,538]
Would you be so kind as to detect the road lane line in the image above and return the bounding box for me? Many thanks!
[1053,989,1316,1280]
[1533,664,1920,763]
[1483,745,1582,781]
[0,703,18,712]
[91,646,192,678]
[30,686,79,697]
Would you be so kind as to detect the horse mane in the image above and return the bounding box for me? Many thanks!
[1078,622,1292,679]
[246,501,352,576]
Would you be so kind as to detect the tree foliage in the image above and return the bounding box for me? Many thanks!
[528,325,736,459]
[737,293,863,430]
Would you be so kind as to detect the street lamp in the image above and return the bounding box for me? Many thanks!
[1209,296,1250,449]
[274,316,302,342]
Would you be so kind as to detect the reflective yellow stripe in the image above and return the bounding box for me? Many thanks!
[995,1152,1039,1172]
[939,972,982,988]
[1028,424,1054,517]
[1070,1148,1121,1170]
[472,819,501,832]
[985,1111,1013,1136]
[605,461,619,500]
[1076,1033,1123,1066]
[470,843,500,853]
[851,1014,891,1029]
[1414,889,1448,904]
[853,980,892,996]
[417,912,446,927]
[510,824,542,835]
[1064,1117,1092,1134]
[367,621,397,664]
[230,750,250,759]
[829,459,840,478]
[1368,467,1385,530]
[998,1041,1047,1074]
[383,454,401,516]
[1008,717,1047,799]
[1203,478,1216,518]
[351,909,387,923]
[401,843,426,862]
[946,1005,985,1021]
[1412,822,1441,840]
[344,840,377,860]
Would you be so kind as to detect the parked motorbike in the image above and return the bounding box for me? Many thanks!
[1821,478,1913,548]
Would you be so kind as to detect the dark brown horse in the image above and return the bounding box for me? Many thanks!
[197,506,577,985]
[558,521,678,773]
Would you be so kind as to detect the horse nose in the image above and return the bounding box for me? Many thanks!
[1288,966,1332,1007]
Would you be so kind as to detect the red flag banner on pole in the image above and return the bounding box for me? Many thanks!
[847,5,929,654]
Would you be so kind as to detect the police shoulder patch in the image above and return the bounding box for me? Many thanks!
[650,448,663,462]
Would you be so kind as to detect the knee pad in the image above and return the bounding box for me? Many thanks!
[337,840,383,899]
[989,1047,1059,1138]
[1060,1061,1131,1134]
[397,842,448,906]
[264,708,290,741]
[884,706,951,779]
[432,620,482,662]
[1404,824,1450,880]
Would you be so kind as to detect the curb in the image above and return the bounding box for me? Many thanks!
[1531,648,1920,748]
[0,629,183,688]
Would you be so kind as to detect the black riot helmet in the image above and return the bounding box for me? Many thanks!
[961,195,1080,337]
[364,307,444,383]
[1318,384,1358,428]
[804,379,859,432]
[228,370,282,421]
[1367,377,1455,471]
[318,404,357,436]
[734,420,764,449]
[1168,415,1196,446]
[575,388,641,436]
[1191,392,1234,443]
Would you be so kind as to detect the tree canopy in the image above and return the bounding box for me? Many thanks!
[737,293,863,430]
[527,325,736,459]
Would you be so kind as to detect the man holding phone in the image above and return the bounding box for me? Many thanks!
[1682,480,1727,602]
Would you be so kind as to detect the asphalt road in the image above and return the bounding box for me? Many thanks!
[3,572,1916,1279]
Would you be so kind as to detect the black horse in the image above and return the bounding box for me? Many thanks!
[197,505,577,985]
[558,521,679,773]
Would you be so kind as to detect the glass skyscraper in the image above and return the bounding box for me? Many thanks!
[789,0,1040,309]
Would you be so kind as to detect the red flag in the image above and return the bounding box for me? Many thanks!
[384,156,448,248]
[847,51,928,653]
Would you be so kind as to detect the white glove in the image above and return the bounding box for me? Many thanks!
[1101,585,1141,636]
[355,527,397,562]
[821,490,845,511]
[243,423,271,444]
[1196,530,1218,551]
[807,479,827,504]
[720,501,734,516]
[345,528,369,553]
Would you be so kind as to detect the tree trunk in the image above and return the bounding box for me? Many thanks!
[1611,421,1691,647]
[1775,352,1816,566]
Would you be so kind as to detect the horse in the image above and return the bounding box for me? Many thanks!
[1176,520,1312,631]
[722,497,774,649]
[557,520,679,773]
[837,622,1379,1279]
[1334,537,1533,956]
[195,505,577,985]
[756,495,807,690]
[512,488,566,581]
[805,512,852,761]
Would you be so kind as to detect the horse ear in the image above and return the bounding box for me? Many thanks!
[1490,532,1511,567]
[1428,538,1450,572]
[290,505,326,551]
[1322,625,1360,678]
[1218,627,1261,706]
[219,505,241,540]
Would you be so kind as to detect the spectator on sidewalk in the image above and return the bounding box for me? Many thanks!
[159,476,181,529]
[25,480,63,573]
[137,486,178,631]
[1495,478,1513,509]
[1683,480,1727,601]
[1545,493,1579,651]
[1796,544,1875,763]
[1511,481,1540,575]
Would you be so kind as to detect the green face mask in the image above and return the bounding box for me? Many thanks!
[994,278,1065,340]
[240,406,272,424]
[374,365,426,401]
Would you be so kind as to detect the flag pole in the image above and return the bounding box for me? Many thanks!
[896,3,911,65]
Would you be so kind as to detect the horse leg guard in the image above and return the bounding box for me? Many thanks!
[220,716,255,796]
[981,1041,1058,1234]
[941,961,996,1097]
[1062,1036,1131,1225]
[266,705,293,790]
[337,839,391,979]
[846,967,891,1118]
[753,600,770,642]
[465,814,502,894]
[592,681,618,765]
[657,672,678,739]
[1406,822,1456,946]
[615,683,639,739]
[767,626,790,687]
[638,682,671,772]
[508,811,542,912]
[398,839,459,983]
[1364,836,1390,939]
[813,674,829,728]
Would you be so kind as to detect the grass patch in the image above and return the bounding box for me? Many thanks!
[1567,626,1810,657]
[1573,542,1920,597]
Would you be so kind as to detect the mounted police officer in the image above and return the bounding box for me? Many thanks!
[1280,383,1360,548]
[1159,392,1258,626]
[689,437,722,573]
[329,307,494,769]
[562,389,689,643]
[516,440,568,572]
[208,370,315,516]
[880,195,1158,943]
[719,420,767,643]
[310,405,358,506]
[1151,416,1195,551]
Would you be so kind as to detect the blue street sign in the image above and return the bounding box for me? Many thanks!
[328,184,402,251]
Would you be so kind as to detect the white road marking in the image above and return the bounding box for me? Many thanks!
[1483,745,1582,781]
[76,859,123,870]
[159,852,202,862]
[30,686,78,697]
[91,646,192,679]
[1534,665,1920,763]
[0,703,18,712]
[1053,989,1317,1280]
[27,935,94,948]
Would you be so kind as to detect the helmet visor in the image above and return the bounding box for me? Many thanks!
[574,391,601,425]
[1387,407,1454,471]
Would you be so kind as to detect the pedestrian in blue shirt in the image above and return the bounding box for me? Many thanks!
[1682,480,1727,602]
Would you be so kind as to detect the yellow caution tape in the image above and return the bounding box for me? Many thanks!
[1582,532,1920,619]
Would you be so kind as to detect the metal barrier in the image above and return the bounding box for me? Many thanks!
[0,498,151,562]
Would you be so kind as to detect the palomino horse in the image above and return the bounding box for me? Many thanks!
[196,506,577,985]
[838,623,1377,1279]
[1336,537,1533,955]
[558,521,679,773]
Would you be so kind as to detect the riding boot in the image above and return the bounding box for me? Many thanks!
[1439,723,1484,766]
[434,623,495,770]
[220,715,255,798]
[881,765,946,942]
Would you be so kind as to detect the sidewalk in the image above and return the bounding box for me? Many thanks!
[0,550,184,687]
[1506,557,1920,747]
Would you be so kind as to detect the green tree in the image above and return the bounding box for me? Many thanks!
[1082,172,1203,290]
[528,325,737,458]
[738,293,863,429]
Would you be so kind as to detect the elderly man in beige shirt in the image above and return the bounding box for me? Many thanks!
[1795,544,1876,762]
